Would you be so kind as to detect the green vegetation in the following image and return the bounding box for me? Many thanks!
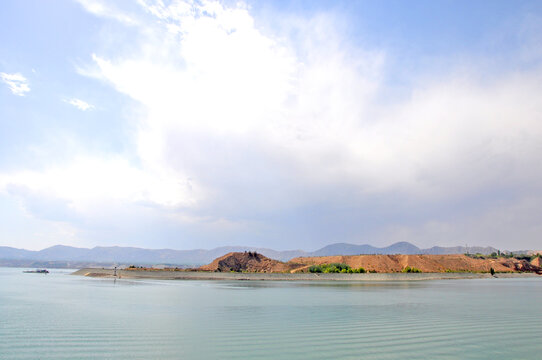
[308,263,367,273]
[402,266,422,273]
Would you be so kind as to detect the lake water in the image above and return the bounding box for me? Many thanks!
[1,267,541,359]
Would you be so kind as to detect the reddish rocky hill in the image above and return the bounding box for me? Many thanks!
[198,252,303,273]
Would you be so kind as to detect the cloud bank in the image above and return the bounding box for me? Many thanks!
[2,0,542,250]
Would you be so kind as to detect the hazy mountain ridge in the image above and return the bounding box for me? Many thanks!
[0,242,525,267]
[0,245,299,265]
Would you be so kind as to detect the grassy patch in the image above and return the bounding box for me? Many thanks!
[402,266,422,273]
[308,263,367,273]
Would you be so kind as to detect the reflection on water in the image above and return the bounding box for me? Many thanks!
[0,267,541,360]
[214,280,425,291]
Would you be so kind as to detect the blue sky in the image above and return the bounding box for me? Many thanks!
[1,0,542,251]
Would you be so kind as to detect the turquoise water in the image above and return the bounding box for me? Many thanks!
[0,268,541,359]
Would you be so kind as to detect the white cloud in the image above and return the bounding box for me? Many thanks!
[88,1,542,247]
[88,2,383,197]
[0,156,201,212]
[4,0,542,249]
[0,72,30,96]
[76,0,138,25]
[64,98,94,111]
[88,1,542,202]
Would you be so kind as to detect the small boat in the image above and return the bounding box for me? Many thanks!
[23,269,49,274]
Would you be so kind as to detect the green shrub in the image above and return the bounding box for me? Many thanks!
[309,263,355,273]
[402,266,422,273]
[308,263,369,274]
[308,265,323,273]
[330,263,350,271]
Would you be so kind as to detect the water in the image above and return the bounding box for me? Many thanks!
[1,268,541,359]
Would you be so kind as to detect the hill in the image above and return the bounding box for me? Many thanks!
[0,242,531,267]
[288,254,542,274]
[192,253,542,274]
[198,252,300,273]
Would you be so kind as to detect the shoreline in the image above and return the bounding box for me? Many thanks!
[71,268,541,281]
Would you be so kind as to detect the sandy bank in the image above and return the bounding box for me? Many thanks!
[289,254,541,273]
[72,268,541,281]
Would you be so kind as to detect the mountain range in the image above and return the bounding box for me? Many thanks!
[0,241,510,267]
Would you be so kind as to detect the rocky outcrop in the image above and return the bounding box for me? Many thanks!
[198,252,303,273]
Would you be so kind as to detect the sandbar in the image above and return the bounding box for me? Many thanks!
[72,268,540,281]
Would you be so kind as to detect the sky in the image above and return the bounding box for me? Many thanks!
[1,0,542,251]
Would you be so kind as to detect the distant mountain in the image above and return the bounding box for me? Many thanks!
[0,242,516,268]
[37,245,90,260]
[422,245,499,255]
[0,244,307,265]
[312,243,502,256]
[311,241,422,256]
[312,243,379,256]
[0,246,34,259]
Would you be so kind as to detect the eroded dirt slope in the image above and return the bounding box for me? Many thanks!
[288,254,542,273]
